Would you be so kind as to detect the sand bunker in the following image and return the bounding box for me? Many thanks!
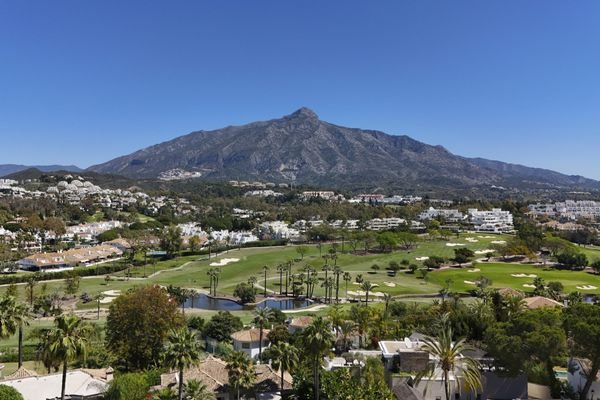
[384,282,396,287]
[475,249,494,254]
[491,240,506,244]
[446,243,465,247]
[478,236,496,239]
[102,290,121,296]
[415,256,429,261]
[100,297,116,304]
[464,280,477,285]
[576,285,598,290]
[465,238,479,242]
[512,273,537,278]
[209,258,240,267]
[467,268,480,273]
[523,284,536,288]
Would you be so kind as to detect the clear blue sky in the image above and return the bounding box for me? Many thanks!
[1,1,599,178]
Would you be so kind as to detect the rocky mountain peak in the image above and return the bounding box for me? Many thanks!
[286,107,319,121]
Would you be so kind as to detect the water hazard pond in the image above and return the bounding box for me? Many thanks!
[183,294,313,311]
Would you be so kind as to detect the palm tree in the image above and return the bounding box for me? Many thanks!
[247,275,257,290]
[163,328,204,400]
[322,264,331,283]
[338,320,357,352]
[262,265,270,297]
[277,264,286,295]
[360,281,374,305]
[253,307,274,361]
[0,296,30,368]
[25,276,38,307]
[226,351,255,400]
[302,317,334,400]
[415,317,482,400]
[47,314,92,400]
[29,327,61,373]
[184,379,215,400]
[285,261,293,296]
[343,272,352,299]
[333,266,342,303]
[383,293,392,318]
[269,342,299,394]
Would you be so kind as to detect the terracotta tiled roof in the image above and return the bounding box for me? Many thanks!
[231,328,271,342]
[497,287,524,298]
[290,316,313,328]
[523,296,564,309]
[160,355,293,393]
[2,366,38,380]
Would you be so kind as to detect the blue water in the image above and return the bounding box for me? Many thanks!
[184,294,313,311]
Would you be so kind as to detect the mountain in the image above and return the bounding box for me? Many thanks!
[88,108,600,191]
[0,164,83,177]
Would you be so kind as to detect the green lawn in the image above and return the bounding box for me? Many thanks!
[5,233,599,314]
[427,262,600,294]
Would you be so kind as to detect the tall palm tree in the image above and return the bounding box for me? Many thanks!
[226,351,255,400]
[253,307,274,360]
[360,281,374,305]
[285,261,293,296]
[184,379,215,400]
[302,317,334,400]
[277,264,286,295]
[333,266,342,303]
[262,265,270,297]
[415,318,482,400]
[269,342,299,394]
[0,296,30,368]
[322,264,331,283]
[163,328,204,400]
[343,272,352,299]
[47,314,92,400]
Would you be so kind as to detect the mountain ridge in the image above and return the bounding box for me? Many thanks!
[0,164,83,177]
[87,108,599,191]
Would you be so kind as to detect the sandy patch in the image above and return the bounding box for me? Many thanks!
[577,285,598,290]
[100,297,116,304]
[415,256,429,261]
[446,243,465,247]
[478,236,496,239]
[465,238,479,242]
[467,268,480,273]
[384,282,396,287]
[512,273,537,278]
[102,290,121,296]
[523,284,536,288]
[491,240,506,245]
[475,249,494,254]
[464,280,477,285]
[209,258,240,267]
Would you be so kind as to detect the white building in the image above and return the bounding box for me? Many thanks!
[366,217,406,231]
[231,328,270,360]
[468,208,514,232]
[419,207,465,223]
[258,221,301,240]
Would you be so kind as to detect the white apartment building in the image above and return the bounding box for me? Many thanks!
[529,200,600,220]
[258,221,301,240]
[468,208,514,232]
[366,217,406,231]
[419,207,465,222]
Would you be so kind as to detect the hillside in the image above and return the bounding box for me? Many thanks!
[88,108,600,191]
[0,164,82,177]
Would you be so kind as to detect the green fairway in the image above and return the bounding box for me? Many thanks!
[427,262,600,294]
[6,233,599,314]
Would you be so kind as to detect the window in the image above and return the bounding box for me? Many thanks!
[242,343,250,349]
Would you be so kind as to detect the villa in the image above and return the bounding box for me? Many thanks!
[231,328,271,360]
